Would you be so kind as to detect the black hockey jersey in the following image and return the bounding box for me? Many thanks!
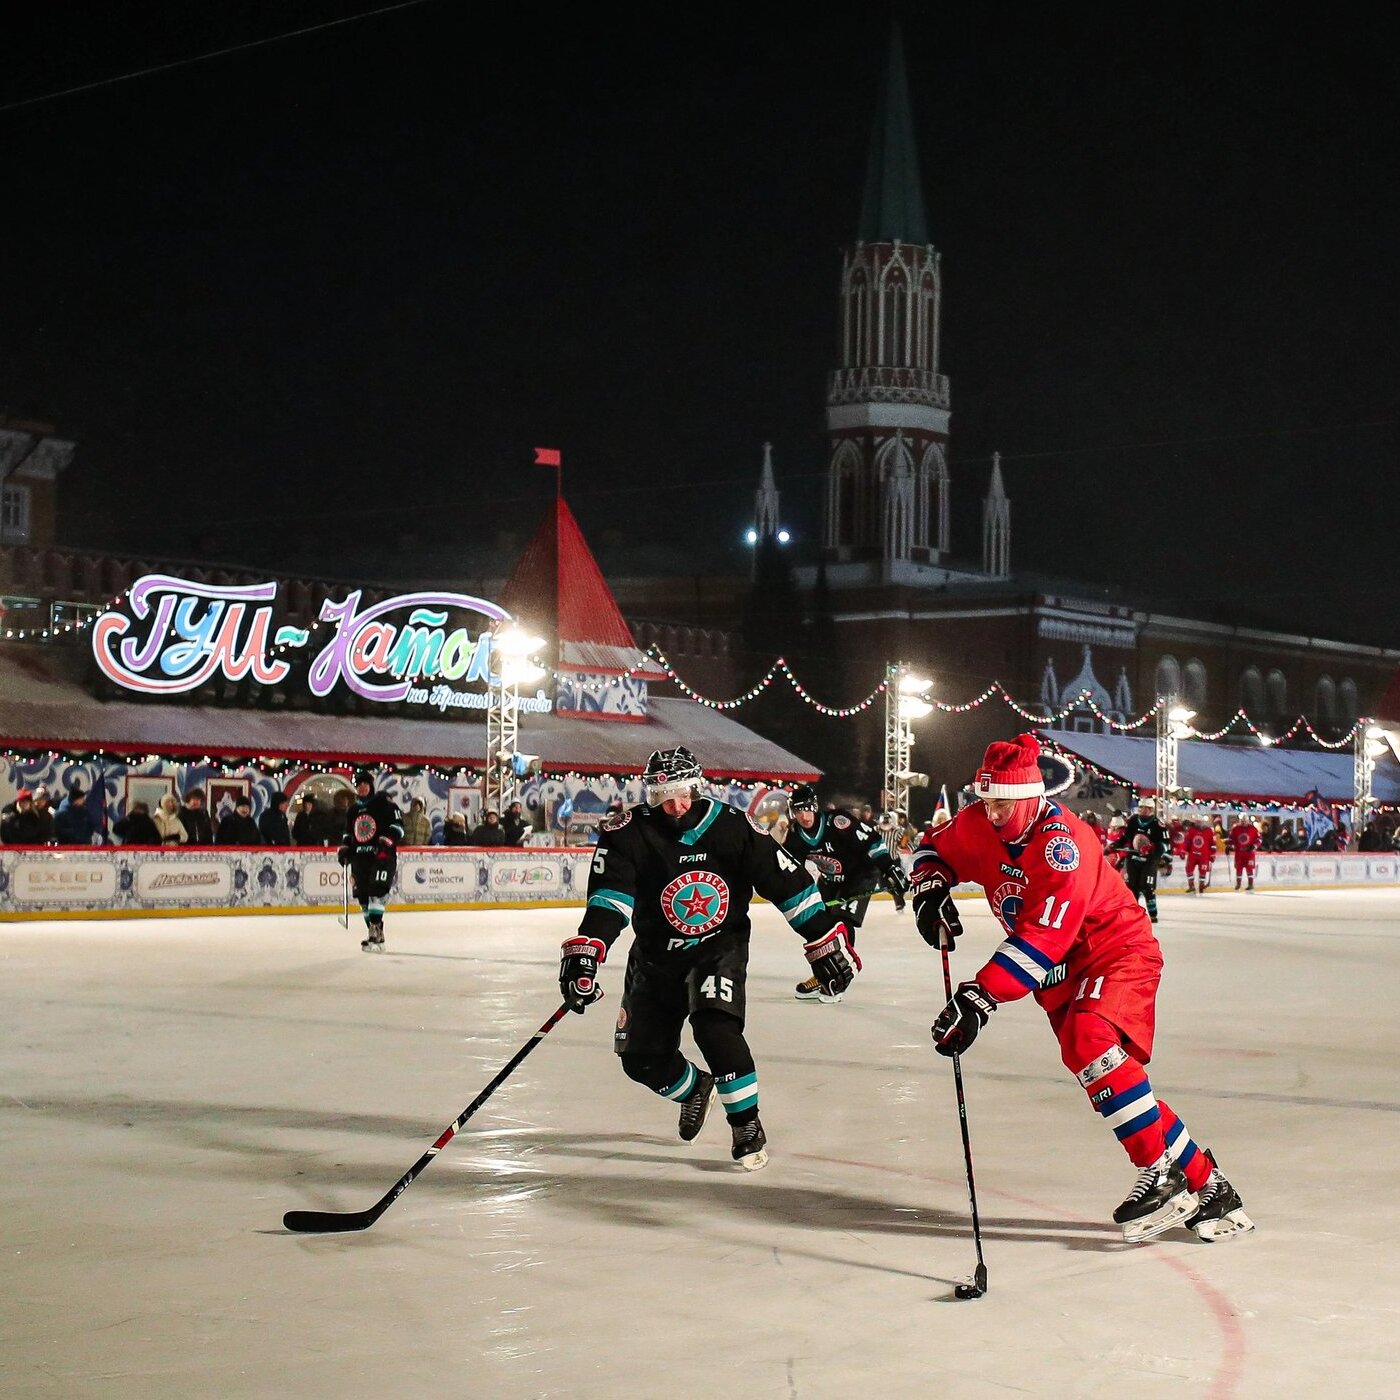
[578,798,840,953]
[1112,814,1167,863]
[342,792,405,855]
[782,808,895,897]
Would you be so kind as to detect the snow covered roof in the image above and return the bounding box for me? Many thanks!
[1038,728,1400,805]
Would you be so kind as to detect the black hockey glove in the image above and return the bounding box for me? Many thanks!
[932,981,997,1057]
[559,935,607,1014]
[883,863,910,911]
[803,922,861,996]
[336,844,352,867]
[910,872,963,949]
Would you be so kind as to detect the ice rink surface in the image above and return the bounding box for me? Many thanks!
[2,888,1399,1399]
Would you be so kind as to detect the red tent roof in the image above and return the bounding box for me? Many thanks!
[499,498,663,674]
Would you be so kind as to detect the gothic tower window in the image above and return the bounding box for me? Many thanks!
[1155,655,1182,699]
[1313,675,1337,721]
[1183,659,1208,710]
[1266,669,1288,716]
[1239,666,1264,714]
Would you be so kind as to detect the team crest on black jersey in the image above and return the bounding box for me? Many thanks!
[353,813,376,842]
[832,814,851,830]
[809,853,843,880]
[659,870,730,937]
[601,809,631,832]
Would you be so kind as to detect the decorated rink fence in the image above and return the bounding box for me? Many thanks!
[0,844,1395,919]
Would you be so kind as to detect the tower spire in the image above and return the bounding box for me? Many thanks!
[754,441,780,539]
[858,19,930,245]
[982,451,1011,577]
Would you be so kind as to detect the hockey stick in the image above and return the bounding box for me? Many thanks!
[283,1003,571,1234]
[940,942,988,1299]
[336,863,350,929]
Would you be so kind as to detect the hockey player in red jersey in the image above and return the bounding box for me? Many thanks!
[1183,819,1217,894]
[1227,818,1262,891]
[909,734,1253,1244]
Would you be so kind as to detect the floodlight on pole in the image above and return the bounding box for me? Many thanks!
[486,620,548,814]
[886,661,934,821]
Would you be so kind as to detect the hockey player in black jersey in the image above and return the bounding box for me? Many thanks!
[559,747,860,1170]
[1111,798,1168,924]
[337,769,404,951]
[783,783,909,1003]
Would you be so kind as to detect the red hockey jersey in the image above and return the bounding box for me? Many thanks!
[911,799,1159,1010]
[1227,823,1261,856]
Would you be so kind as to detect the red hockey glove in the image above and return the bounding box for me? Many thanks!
[559,936,607,1014]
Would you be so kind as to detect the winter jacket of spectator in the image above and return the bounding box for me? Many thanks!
[402,805,431,847]
[259,808,292,846]
[179,804,214,846]
[1,801,44,844]
[154,797,187,845]
[501,813,528,846]
[470,821,509,847]
[55,797,95,845]
[113,810,162,845]
[443,824,471,847]
[217,812,262,845]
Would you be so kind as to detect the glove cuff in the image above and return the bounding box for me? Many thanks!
[562,935,607,963]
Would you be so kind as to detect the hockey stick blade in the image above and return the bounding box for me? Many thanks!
[282,1004,570,1234]
[953,1263,988,1299]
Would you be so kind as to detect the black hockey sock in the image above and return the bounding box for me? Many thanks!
[691,1009,758,1120]
[620,1051,691,1097]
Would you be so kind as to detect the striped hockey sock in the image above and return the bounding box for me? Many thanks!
[717,1070,758,1121]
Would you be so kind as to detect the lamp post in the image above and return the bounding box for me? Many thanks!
[485,622,545,814]
[1355,722,1392,850]
[1155,697,1195,826]
[885,662,933,821]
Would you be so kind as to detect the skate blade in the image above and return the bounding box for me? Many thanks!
[817,992,844,1005]
[794,989,823,1002]
[1121,1188,1197,1243]
[1195,1208,1255,1243]
[734,1147,769,1171]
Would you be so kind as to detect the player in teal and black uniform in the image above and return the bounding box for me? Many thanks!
[783,783,909,1003]
[559,747,860,1170]
[337,769,404,952]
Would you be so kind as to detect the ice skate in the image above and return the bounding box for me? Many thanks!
[361,918,385,953]
[1184,1152,1255,1243]
[1112,1158,1196,1242]
[794,976,823,1002]
[730,1116,768,1171]
[677,1071,717,1142]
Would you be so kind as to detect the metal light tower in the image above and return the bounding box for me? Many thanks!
[1354,722,1392,849]
[484,623,545,815]
[884,662,933,819]
[1155,695,1194,825]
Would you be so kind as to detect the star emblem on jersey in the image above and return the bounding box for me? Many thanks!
[660,870,731,937]
[353,814,376,842]
[1045,835,1080,872]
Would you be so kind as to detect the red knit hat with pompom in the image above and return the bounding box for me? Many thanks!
[974,734,1044,799]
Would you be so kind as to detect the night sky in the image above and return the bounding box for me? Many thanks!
[4,6,1396,641]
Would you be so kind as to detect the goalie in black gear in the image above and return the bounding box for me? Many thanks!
[782,783,908,1003]
[338,769,404,951]
[559,747,860,1171]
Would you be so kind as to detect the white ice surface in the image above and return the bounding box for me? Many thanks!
[2,889,1399,1399]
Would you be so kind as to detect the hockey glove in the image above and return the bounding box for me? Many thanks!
[910,872,963,949]
[803,922,861,996]
[932,981,996,1057]
[883,863,910,911]
[559,935,607,1014]
[336,844,352,867]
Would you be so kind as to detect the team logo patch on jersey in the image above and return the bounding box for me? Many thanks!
[809,853,843,880]
[615,1007,628,1032]
[601,809,631,832]
[1045,835,1080,872]
[989,880,1023,933]
[659,870,731,937]
[832,814,851,830]
[353,813,376,842]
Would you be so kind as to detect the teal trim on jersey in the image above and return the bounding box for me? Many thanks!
[661,1062,698,1101]
[678,798,723,847]
[793,812,826,848]
[869,839,889,858]
[587,888,634,922]
[718,1071,758,1115]
[778,884,825,929]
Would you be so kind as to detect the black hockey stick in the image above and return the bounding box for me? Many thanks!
[283,1003,570,1234]
[940,943,988,1299]
[336,864,350,930]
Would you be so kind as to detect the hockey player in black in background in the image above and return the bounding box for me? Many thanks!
[783,783,909,1003]
[338,769,404,952]
[1112,797,1169,924]
[559,748,860,1170]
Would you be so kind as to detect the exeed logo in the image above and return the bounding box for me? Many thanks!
[23,869,104,885]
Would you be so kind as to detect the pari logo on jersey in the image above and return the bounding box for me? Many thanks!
[659,870,731,937]
[353,814,377,842]
[1044,835,1080,872]
[989,880,1024,933]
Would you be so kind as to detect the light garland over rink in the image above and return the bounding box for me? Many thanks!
[0,593,1373,757]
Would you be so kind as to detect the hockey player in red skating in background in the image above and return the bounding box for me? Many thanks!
[1227,818,1262,891]
[1183,818,1217,894]
[910,734,1253,1244]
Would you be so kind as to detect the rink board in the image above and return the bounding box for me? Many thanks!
[0,843,1395,919]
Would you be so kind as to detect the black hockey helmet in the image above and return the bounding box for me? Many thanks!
[788,783,819,814]
[642,746,703,805]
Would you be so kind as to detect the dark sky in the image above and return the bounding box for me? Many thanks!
[4,5,1397,638]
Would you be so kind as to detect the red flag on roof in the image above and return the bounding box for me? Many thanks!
[533,447,561,467]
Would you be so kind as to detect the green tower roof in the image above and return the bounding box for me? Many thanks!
[857,21,930,245]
